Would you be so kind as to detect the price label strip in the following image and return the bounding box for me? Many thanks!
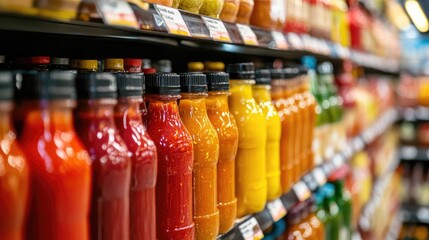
[293,181,311,202]
[236,24,259,46]
[287,33,303,50]
[312,167,327,186]
[267,199,287,222]
[238,217,264,240]
[271,31,288,50]
[98,0,139,28]
[202,17,231,42]
[155,5,191,36]
[332,154,344,168]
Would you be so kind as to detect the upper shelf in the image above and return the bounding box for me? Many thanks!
[0,7,400,75]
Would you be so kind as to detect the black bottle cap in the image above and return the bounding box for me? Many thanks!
[76,72,117,99]
[298,65,308,75]
[226,62,255,80]
[179,73,207,93]
[0,71,14,101]
[270,68,284,80]
[19,71,76,100]
[284,65,300,79]
[255,69,271,85]
[145,73,180,95]
[115,73,143,98]
[205,72,229,91]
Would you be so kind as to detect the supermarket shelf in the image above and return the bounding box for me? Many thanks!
[402,205,429,225]
[0,11,400,74]
[218,108,398,240]
[398,106,429,122]
[400,145,429,162]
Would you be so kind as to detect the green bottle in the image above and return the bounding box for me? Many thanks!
[333,180,352,240]
[315,189,331,240]
[322,184,341,240]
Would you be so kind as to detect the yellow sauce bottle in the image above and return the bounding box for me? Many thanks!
[205,72,238,233]
[227,63,267,217]
[253,69,281,201]
[179,73,220,240]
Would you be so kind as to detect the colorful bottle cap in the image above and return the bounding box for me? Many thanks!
[115,73,143,98]
[318,62,334,74]
[205,72,229,91]
[188,62,204,72]
[255,69,271,85]
[29,56,50,65]
[179,73,207,93]
[76,72,117,99]
[124,59,142,69]
[145,73,180,95]
[50,57,69,66]
[19,71,76,100]
[226,62,255,80]
[205,61,225,71]
[105,59,124,71]
[78,60,98,70]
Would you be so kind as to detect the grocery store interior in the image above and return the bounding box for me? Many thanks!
[2,0,429,240]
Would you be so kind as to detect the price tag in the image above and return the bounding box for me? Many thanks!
[98,0,139,28]
[332,154,344,168]
[236,24,258,46]
[155,5,191,36]
[238,217,264,240]
[293,181,311,202]
[267,199,287,222]
[312,167,327,186]
[271,31,288,50]
[288,33,303,50]
[202,17,231,42]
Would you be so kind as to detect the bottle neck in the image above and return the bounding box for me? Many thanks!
[76,99,117,128]
[206,91,231,111]
[230,80,255,99]
[180,93,208,115]
[0,102,13,134]
[23,99,76,131]
[146,94,181,118]
[252,85,272,103]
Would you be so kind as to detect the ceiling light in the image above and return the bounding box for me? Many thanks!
[405,0,429,32]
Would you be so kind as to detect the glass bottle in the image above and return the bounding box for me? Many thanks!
[322,183,341,240]
[113,74,157,240]
[145,73,195,240]
[227,63,267,217]
[0,72,29,240]
[75,72,131,240]
[20,71,91,240]
[179,73,220,240]
[253,69,281,200]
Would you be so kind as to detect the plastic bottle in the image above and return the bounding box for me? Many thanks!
[322,184,341,240]
[20,71,91,240]
[0,72,29,240]
[205,72,238,233]
[305,197,325,239]
[333,180,352,240]
[145,73,195,240]
[298,202,315,239]
[113,74,157,240]
[75,72,131,240]
[227,63,267,217]
[179,73,220,240]
[315,189,331,240]
[253,69,281,200]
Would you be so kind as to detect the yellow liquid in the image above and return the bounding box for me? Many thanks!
[253,85,281,200]
[229,79,267,217]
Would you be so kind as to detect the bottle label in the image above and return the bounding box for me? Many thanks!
[155,5,191,36]
[272,31,288,50]
[238,217,264,240]
[267,199,287,222]
[236,24,258,46]
[202,17,231,42]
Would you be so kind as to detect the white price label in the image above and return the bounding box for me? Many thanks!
[271,31,288,50]
[98,0,139,28]
[155,5,191,36]
[332,154,344,168]
[236,24,258,46]
[202,17,231,42]
[238,217,264,240]
[267,199,287,222]
[293,181,311,202]
[288,33,303,50]
[312,167,327,186]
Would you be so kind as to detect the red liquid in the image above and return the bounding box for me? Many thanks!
[114,98,157,240]
[21,102,91,240]
[75,102,131,240]
[146,95,195,240]
[0,104,29,240]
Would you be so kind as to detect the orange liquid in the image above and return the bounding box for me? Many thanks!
[284,85,301,183]
[206,92,238,234]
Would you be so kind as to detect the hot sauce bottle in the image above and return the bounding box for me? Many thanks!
[145,73,195,240]
[113,73,157,240]
[75,72,131,240]
[227,63,267,217]
[205,72,238,233]
[253,69,281,201]
[0,72,29,240]
[179,73,220,240]
[20,71,91,240]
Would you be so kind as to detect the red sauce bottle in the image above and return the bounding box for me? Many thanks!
[113,73,158,240]
[19,71,91,240]
[75,72,131,240]
[0,72,30,240]
[145,73,195,240]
